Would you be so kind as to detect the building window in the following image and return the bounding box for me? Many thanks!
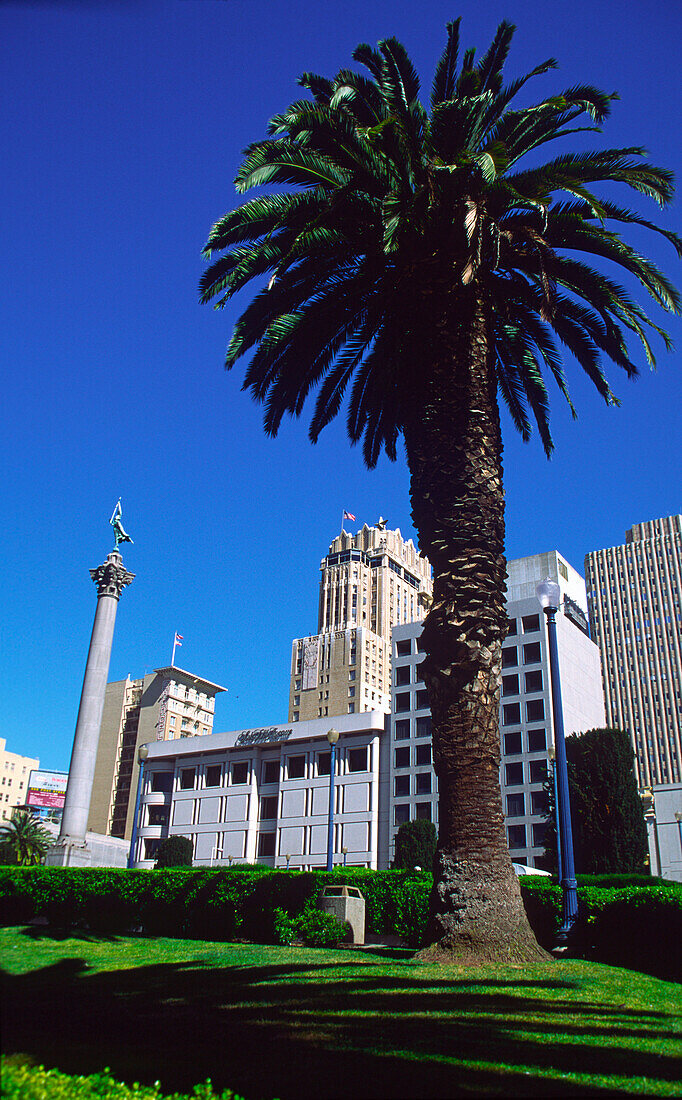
[507,824,526,849]
[396,639,411,657]
[394,803,410,826]
[317,752,331,776]
[394,719,410,741]
[502,675,519,696]
[293,694,300,706]
[532,822,547,847]
[526,699,545,723]
[531,790,548,815]
[416,690,429,709]
[257,832,276,857]
[179,768,196,791]
[394,775,410,797]
[348,703,355,713]
[502,647,517,668]
[416,772,431,795]
[395,692,410,712]
[527,728,546,752]
[415,803,431,821]
[395,665,411,686]
[231,761,249,785]
[205,764,222,788]
[147,806,169,827]
[529,760,547,784]
[415,743,431,766]
[503,703,521,726]
[286,755,306,780]
[522,614,540,633]
[506,793,525,817]
[507,618,517,636]
[524,670,543,693]
[150,772,173,794]
[262,760,279,784]
[260,796,278,820]
[416,716,432,738]
[348,747,368,773]
[505,763,523,786]
[144,838,162,861]
[523,643,542,665]
[394,747,410,769]
[503,732,522,756]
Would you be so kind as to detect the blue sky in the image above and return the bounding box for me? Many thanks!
[2,0,680,771]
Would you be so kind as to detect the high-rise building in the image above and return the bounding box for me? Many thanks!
[89,665,226,839]
[0,738,40,822]
[388,552,606,867]
[585,515,682,787]
[288,523,432,723]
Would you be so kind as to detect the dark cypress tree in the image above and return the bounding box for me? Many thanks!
[543,728,649,874]
[394,820,437,871]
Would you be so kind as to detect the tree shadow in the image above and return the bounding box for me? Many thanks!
[1,953,678,1099]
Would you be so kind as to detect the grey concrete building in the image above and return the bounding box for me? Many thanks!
[387,552,606,867]
[585,515,682,787]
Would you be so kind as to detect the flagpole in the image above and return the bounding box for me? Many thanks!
[171,634,177,667]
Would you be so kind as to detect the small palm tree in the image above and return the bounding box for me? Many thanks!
[0,810,53,866]
[200,20,679,959]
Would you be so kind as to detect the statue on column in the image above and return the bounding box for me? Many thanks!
[110,499,134,550]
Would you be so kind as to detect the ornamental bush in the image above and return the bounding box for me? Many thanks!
[154,835,194,868]
[0,1057,244,1100]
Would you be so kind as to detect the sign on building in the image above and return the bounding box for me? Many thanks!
[26,769,68,810]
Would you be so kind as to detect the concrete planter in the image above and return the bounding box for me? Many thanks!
[319,884,365,944]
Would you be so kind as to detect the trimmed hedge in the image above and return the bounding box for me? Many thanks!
[0,1058,243,1100]
[0,866,679,977]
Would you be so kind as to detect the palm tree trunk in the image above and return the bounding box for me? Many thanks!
[403,288,545,961]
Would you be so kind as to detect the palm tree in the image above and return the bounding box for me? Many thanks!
[200,20,679,959]
[0,810,53,866]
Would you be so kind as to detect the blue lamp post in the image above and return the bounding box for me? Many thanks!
[127,743,149,869]
[326,727,339,872]
[536,579,578,949]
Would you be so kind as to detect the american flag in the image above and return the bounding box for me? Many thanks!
[174,633,183,646]
[343,510,356,521]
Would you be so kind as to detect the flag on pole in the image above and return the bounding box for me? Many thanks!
[343,510,356,522]
[174,633,183,647]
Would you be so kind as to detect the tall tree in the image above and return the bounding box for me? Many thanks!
[201,20,679,960]
[543,728,649,875]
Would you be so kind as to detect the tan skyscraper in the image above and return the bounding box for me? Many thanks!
[288,522,433,722]
[89,666,226,839]
[585,515,682,786]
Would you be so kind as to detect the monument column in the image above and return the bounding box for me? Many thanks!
[47,547,134,865]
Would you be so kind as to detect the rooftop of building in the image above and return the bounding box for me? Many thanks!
[153,666,228,694]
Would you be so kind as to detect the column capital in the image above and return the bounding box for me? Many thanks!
[90,551,135,600]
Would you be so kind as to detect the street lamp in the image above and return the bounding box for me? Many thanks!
[547,745,562,882]
[127,743,149,869]
[536,578,578,949]
[342,846,348,867]
[640,787,661,876]
[326,728,340,872]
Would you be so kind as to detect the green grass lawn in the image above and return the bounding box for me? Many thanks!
[1,927,680,1098]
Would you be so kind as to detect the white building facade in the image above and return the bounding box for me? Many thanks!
[134,712,389,870]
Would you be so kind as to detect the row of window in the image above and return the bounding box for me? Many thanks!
[395,744,432,768]
[503,728,547,756]
[507,614,540,636]
[502,699,545,726]
[394,689,430,712]
[505,760,547,786]
[508,822,546,849]
[394,773,432,797]
[394,716,432,740]
[502,669,543,695]
[395,802,432,825]
[150,747,371,795]
[506,790,548,817]
[502,642,542,667]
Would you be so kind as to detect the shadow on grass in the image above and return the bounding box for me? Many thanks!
[1,950,679,1099]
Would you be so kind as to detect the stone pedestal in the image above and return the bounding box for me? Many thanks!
[47,552,134,867]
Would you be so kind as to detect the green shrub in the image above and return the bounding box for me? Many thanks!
[393,875,430,947]
[294,904,349,947]
[0,1057,244,1099]
[154,836,193,868]
[394,820,437,871]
